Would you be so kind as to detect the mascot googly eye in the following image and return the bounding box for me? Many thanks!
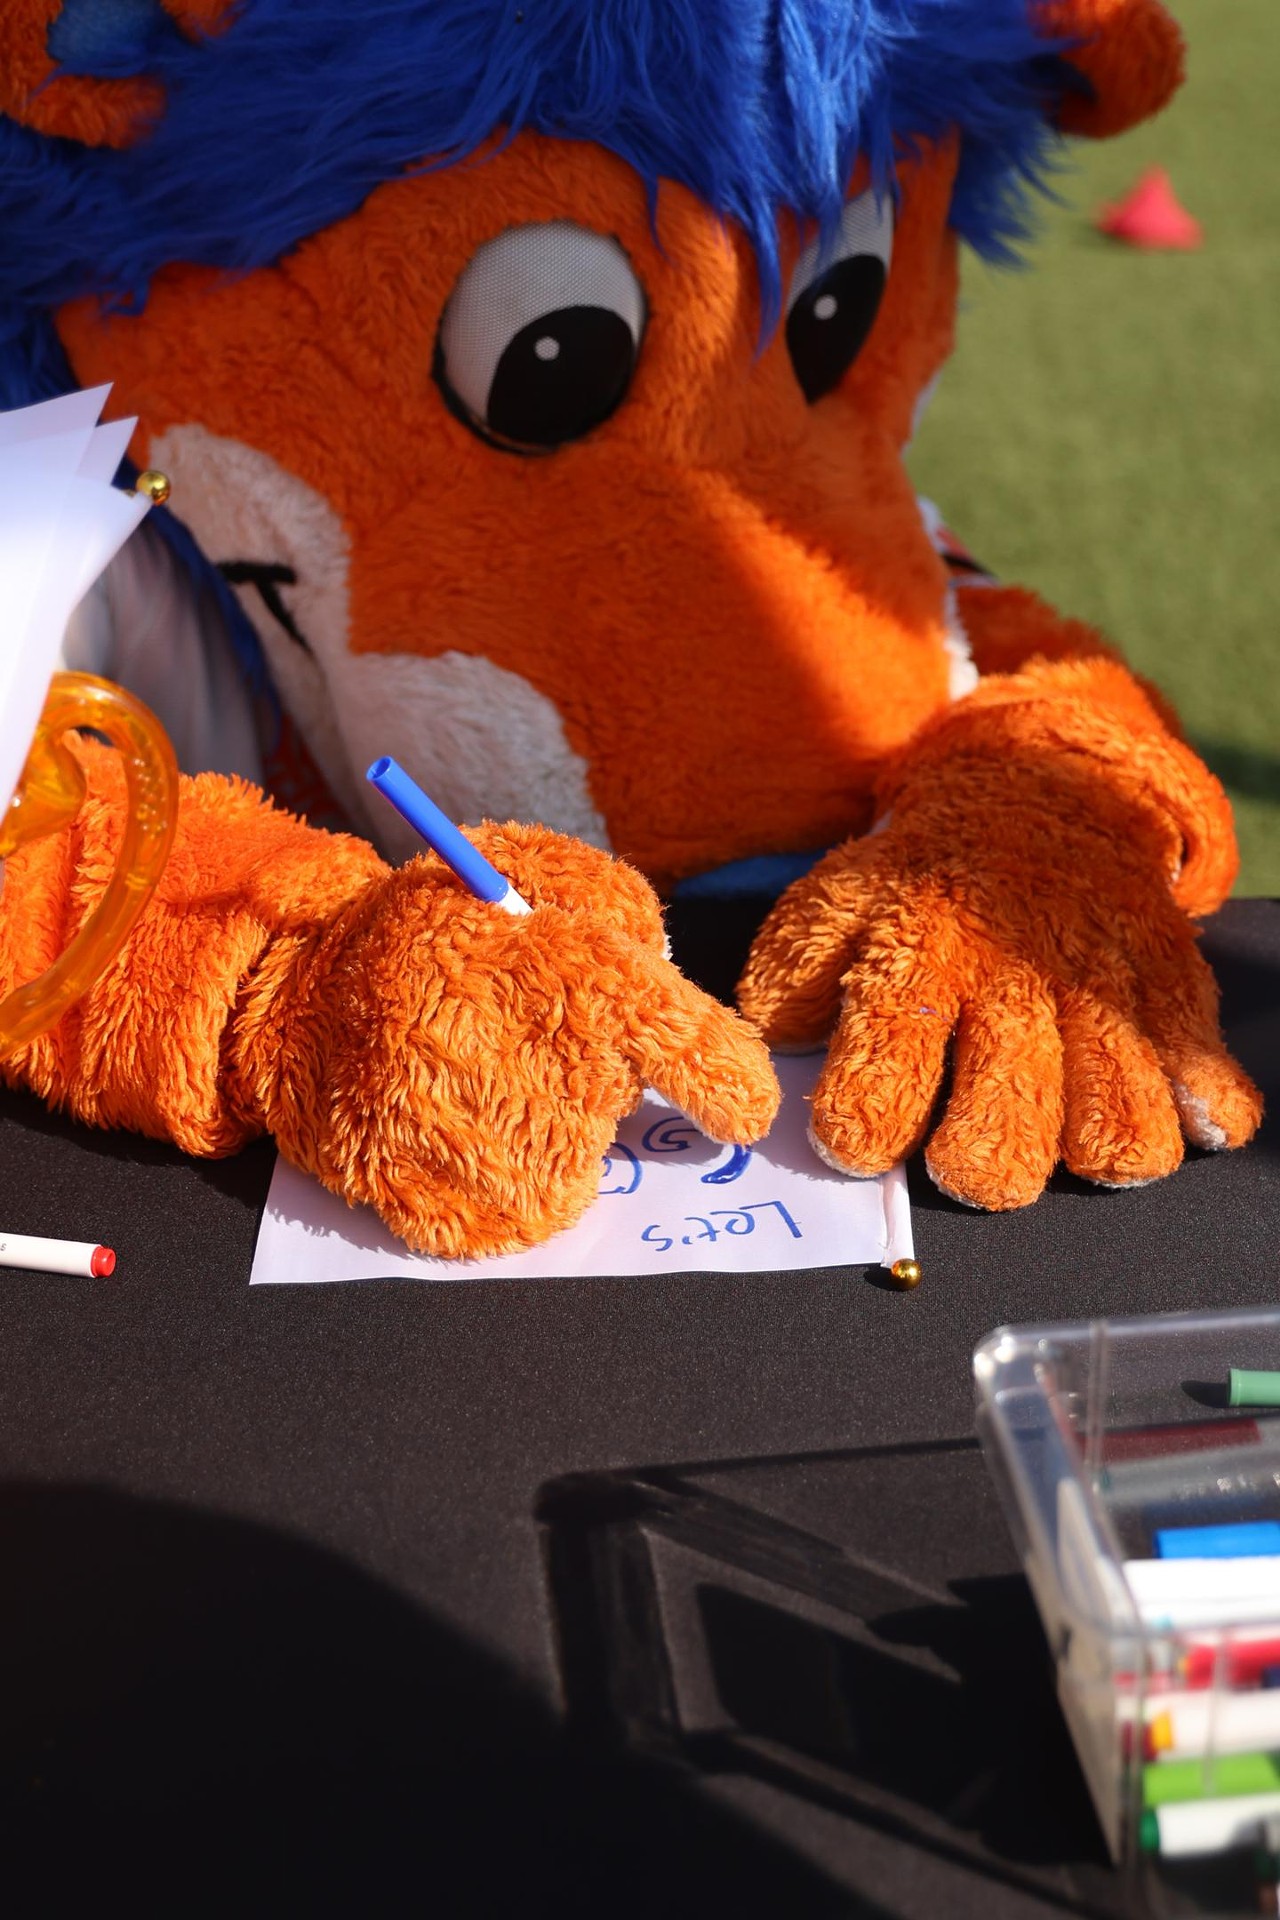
[434,224,647,452]
[786,190,894,404]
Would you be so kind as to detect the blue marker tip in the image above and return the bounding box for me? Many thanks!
[366,757,530,914]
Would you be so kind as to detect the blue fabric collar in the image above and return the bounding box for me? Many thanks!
[670,848,827,902]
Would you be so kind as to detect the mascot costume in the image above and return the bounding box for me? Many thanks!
[0,0,1262,1257]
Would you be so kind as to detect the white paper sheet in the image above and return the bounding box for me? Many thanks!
[0,385,113,449]
[250,1053,913,1285]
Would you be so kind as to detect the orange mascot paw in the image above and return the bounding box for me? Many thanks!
[231,822,781,1256]
[0,746,778,1259]
[738,661,1262,1211]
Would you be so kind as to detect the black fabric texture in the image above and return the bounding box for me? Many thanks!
[0,899,1275,1913]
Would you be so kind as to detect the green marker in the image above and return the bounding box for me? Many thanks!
[1144,1752,1280,1809]
[1140,1796,1280,1859]
[1229,1370,1280,1408]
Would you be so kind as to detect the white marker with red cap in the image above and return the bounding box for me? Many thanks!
[0,1232,115,1277]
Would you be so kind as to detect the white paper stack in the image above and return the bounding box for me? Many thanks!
[0,386,151,812]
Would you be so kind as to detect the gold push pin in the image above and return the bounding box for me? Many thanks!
[135,469,171,505]
[890,1258,922,1291]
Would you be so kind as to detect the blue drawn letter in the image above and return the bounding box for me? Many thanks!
[701,1144,752,1186]
[600,1141,642,1197]
[642,1114,699,1156]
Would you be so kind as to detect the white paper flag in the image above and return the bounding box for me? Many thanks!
[0,388,149,813]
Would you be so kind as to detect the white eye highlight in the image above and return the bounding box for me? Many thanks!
[786,188,894,403]
[435,222,646,451]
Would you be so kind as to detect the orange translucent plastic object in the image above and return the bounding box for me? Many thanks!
[0,672,178,1055]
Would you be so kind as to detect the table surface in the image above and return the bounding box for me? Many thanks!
[0,898,1276,1917]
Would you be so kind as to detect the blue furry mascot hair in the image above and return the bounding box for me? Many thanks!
[3,0,1070,404]
[0,0,1072,688]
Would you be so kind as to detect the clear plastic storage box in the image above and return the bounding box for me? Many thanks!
[975,1306,1280,1918]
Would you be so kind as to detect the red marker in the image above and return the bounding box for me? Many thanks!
[1181,1638,1280,1691]
[0,1232,116,1278]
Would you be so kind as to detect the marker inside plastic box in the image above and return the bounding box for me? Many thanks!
[1125,1557,1280,1630]
[1148,1692,1280,1761]
[1231,1372,1280,1409]
[1182,1636,1280,1690]
[1140,1793,1280,1859]
[1143,1751,1280,1809]
[1156,1521,1280,1560]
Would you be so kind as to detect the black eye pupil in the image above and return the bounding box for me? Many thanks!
[786,254,887,404]
[484,306,636,448]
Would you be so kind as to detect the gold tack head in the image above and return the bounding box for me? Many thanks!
[890,1258,922,1291]
[135,469,171,506]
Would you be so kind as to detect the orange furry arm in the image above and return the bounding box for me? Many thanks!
[0,741,386,1154]
[956,582,1187,738]
[956,581,1120,677]
[1,740,778,1256]
[738,657,1260,1211]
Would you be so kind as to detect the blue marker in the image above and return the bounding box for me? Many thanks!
[1156,1521,1280,1560]
[366,756,531,916]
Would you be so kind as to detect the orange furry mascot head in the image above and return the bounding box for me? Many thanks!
[3,0,1181,888]
[2,0,1259,1249]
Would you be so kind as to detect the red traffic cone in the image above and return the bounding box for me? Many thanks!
[1096,167,1203,250]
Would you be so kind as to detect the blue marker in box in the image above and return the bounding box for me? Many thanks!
[1156,1521,1280,1560]
[367,757,531,916]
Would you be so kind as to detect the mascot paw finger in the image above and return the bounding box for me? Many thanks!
[464,821,668,952]
[735,845,880,1050]
[1170,1057,1264,1154]
[1132,957,1264,1154]
[920,985,1065,1210]
[806,993,954,1176]
[810,975,1065,1209]
[1056,990,1185,1189]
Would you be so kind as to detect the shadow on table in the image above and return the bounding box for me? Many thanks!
[0,1080,276,1210]
[0,1481,867,1918]
[540,1448,1125,1919]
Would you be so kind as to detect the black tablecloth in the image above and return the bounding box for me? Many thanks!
[0,900,1276,1916]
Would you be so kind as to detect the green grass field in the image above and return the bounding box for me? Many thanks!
[907,0,1279,894]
